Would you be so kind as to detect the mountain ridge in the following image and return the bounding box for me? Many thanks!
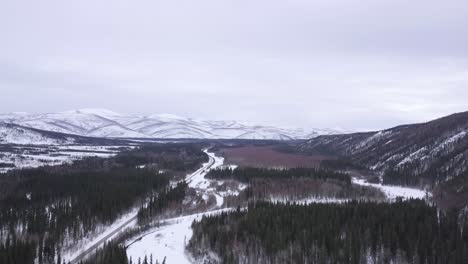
[299,111,468,188]
[0,109,343,140]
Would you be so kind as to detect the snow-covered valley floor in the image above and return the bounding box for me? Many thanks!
[126,209,231,264]
[352,177,429,200]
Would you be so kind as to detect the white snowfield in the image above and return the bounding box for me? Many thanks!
[126,209,231,264]
[0,145,128,173]
[0,108,343,140]
[188,150,224,189]
[352,178,429,200]
[271,197,350,204]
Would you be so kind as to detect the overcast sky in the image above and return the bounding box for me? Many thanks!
[1,0,467,130]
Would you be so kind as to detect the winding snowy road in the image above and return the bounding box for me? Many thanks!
[65,149,224,264]
[126,149,227,264]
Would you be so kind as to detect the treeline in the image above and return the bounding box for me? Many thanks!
[320,159,365,171]
[208,167,384,202]
[244,178,384,202]
[114,143,207,172]
[207,167,351,185]
[81,243,128,264]
[189,200,468,264]
[137,181,188,225]
[0,162,15,168]
[82,242,168,264]
[383,168,421,186]
[0,168,170,236]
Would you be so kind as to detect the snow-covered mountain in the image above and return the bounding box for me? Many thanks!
[299,111,468,186]
[0,109,341,140]
[0,123,75,145]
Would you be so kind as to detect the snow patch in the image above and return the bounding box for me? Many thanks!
[352,178,428,200]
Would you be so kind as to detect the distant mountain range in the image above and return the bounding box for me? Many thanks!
[0,109,342,141]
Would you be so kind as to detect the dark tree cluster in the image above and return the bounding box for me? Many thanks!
[114,143,207,172]
[207,167,372,201]
[81,242,128,264]
[383,168,420,186]
[189,200,468,264]
[137,181,188,225]
[0,168,170,263]
[0,238,36,264]
[207,167,351,185]
[81,242,168,264]
[320,159,365,171]
[0,162,15,168]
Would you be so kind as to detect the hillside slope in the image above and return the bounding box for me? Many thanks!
[0,123,75,145]
[300,112,468,188]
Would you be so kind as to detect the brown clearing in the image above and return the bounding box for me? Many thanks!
[218,145,333,169]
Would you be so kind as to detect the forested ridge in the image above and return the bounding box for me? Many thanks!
[189,200,468,264]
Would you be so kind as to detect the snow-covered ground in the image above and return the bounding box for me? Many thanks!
[0,108,343,140]
[0,123,74,145]
[126,209,230,264]
[187,150,224,189]
[270,197,350,204]
[0,145,130,173]
[352,178,429,200]
[187,149,228,207]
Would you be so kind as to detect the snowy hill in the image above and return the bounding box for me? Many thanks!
[299,111,468,186]
[0,123,75,145]
[0,109,341,140]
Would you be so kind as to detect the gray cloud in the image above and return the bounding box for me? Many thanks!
[1,0,467,130]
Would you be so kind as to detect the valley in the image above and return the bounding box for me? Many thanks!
[3,1,467,262]
[1,112,468,264]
